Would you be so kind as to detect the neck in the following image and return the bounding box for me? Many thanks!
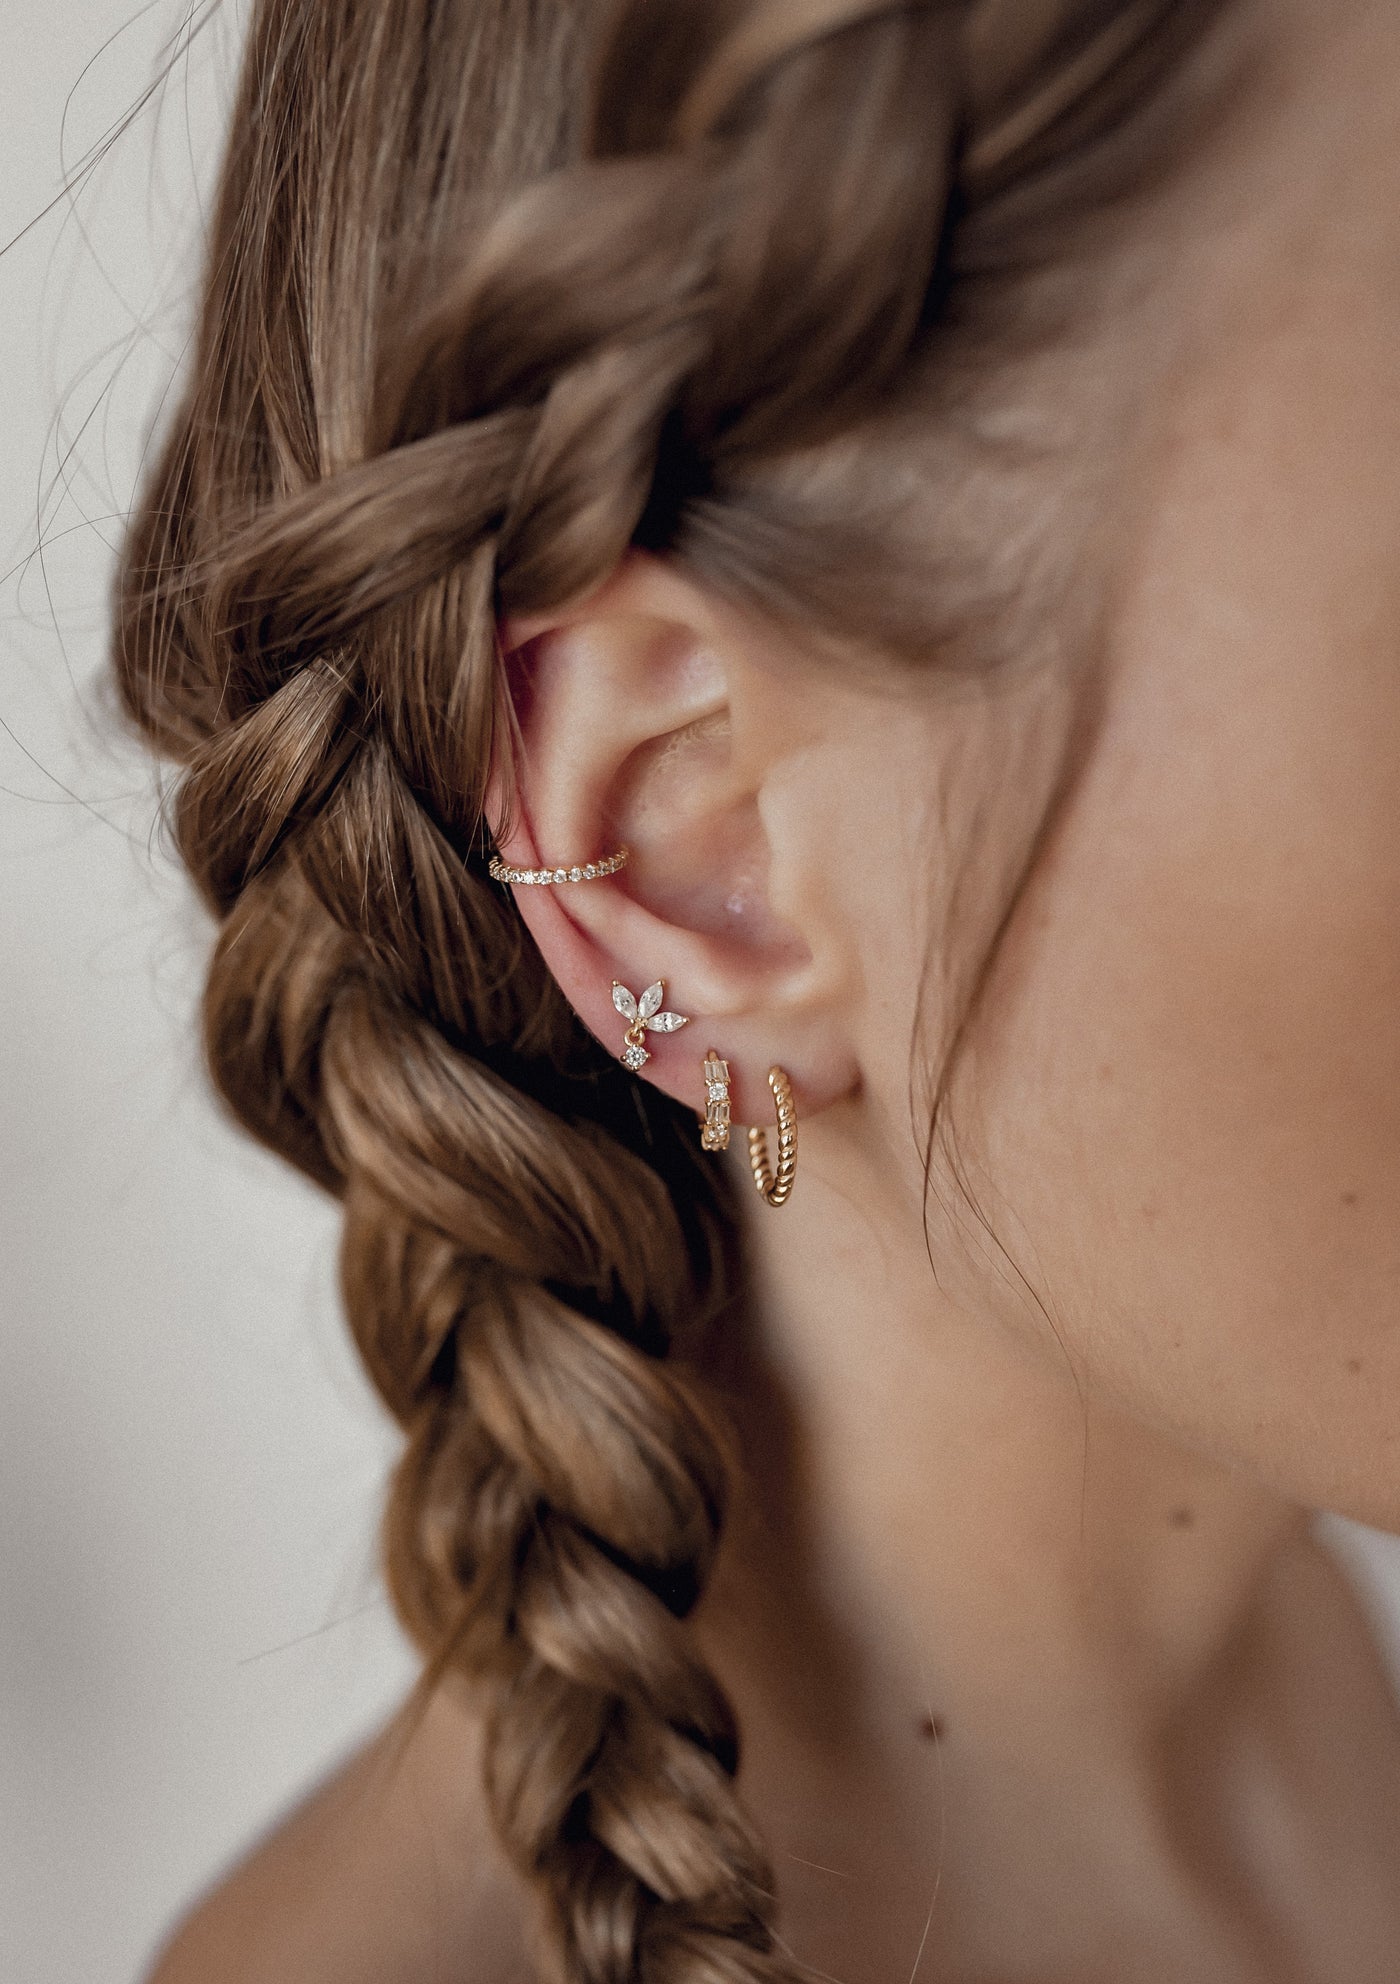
[697,1096,1305,1808]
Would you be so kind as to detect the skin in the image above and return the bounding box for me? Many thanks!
[149,0,1400,1978]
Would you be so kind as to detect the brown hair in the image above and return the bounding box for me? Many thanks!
[114,1,1231,1975]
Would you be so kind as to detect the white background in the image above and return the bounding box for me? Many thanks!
[2,7,1400,1984]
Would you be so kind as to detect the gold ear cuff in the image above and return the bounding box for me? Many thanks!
[748,1066,798,1207]
[489,846,628,885]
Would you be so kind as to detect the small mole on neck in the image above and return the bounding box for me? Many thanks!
[918,1712,946,1742]
[1168,1505,1195,1530]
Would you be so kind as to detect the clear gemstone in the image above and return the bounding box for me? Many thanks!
[553,868,567,883]
[584,864,597,879]
[570,867,582,881]
[622,1043,649,1071]
[646,1011,687,1032]
[707,1082,728,1101]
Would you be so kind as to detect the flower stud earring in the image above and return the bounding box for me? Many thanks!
[611,980,689,1071]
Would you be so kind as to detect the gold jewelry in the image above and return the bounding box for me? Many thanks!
[747,1066,797,1206]
[489,845,628,885]
[700,1051,731,1151]
[611,979,689,1071]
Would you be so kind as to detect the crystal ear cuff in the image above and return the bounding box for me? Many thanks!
[489,845,629,885]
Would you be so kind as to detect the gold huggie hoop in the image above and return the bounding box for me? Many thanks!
[748,1065,797,1206]
[700,1050,731,1151]
[488,846,628,885]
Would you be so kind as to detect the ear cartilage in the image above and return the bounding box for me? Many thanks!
[700,1051,732,1152]
[489,845,629,885]
[611,979,689,1072]
[748,1066,798,1206]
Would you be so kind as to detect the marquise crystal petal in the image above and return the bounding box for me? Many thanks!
[612,982,638,1021]
[638,981,665,1020]
[645,1011,689,1033]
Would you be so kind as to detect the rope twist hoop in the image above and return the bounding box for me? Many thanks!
[488,846,629,885]
[747,1065,798,1206]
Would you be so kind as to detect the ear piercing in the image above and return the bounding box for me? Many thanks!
[489,846,628,885]
[611,979,689,1070]
[700,1052,731,1151]
[699,1051,798,1205]
[609,986,799,1207]
[747,1066,798,1207]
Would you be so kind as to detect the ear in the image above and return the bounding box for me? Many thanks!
[487,550,862,1133]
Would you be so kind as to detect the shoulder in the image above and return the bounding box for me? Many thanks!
[144,1679,534,1984]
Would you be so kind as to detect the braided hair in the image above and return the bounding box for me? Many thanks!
[114,1,1226,1975]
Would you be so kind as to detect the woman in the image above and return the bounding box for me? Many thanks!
[125,0,1400,1977]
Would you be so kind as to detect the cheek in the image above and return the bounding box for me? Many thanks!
[968,567,1400,1529]
[960,121,1400,1525]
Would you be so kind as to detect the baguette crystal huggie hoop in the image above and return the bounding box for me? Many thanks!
[488,845,629,885]
[611,979,689,1071]
[748,1065,798,1206]
[700,1051,731,1151]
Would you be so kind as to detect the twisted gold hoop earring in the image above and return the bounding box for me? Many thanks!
[748,1066,797,1206]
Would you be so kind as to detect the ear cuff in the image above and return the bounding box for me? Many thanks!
[489,845,629,885]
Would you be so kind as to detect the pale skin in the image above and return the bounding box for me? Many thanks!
[151,2,1400,1979]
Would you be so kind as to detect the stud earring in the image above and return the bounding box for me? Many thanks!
[700,1051,731,1151]
[748,1065,798,1206]
[611,979,689,1071]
